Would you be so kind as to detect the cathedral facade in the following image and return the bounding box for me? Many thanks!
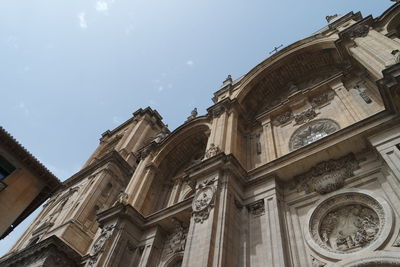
[2,4,400,267]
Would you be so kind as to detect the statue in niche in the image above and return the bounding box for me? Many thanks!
[319,204,379,252]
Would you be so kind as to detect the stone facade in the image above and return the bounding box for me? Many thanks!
[2,4,400,267]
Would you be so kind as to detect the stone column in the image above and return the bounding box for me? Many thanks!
[247,179,288,267]
[261,117,277,163]
[346,25,400,80]
[125,155,153,206]
[369,125,400,182]
[225,109,238,157]
[182,175,219,267]
[329,80,362,122]
[130,163,158,210]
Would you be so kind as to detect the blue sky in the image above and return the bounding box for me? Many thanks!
[0,0,392,257]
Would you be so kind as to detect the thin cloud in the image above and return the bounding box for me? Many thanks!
[186,60,194,66]
[112,116,121,124]
[96,0,109,13]
[158,86,164,92]
[78,12,88,29]
[15,101,30,116]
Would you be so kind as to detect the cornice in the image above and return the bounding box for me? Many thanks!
[62,150,133,189]
[0,235,81,267]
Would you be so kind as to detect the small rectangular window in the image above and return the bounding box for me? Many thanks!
[0,155,16,180]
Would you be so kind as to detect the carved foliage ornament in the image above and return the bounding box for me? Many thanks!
[272,110,293,126]
[294,108,318,125]
[192,178,216,223]
[246,199,265,217]
[304,190,394,260]
[293,153,359,194]
[204,143,220,159]
[345,23,370,39]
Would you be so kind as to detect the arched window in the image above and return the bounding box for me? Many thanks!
[289,119,340,151]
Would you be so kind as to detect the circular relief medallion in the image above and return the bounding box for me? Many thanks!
[304,189,393,260]
[192,186,214,212]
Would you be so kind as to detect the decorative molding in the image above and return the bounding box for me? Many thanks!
[192,178,216,223]
[246,199,265,217]
[204,143,220,159]
[304,189,394,260]
[392,229,400,247]
[292,153,359,194]
[87,224,116,267]
[272,110,293,126]
[311,256,326,267]
[294,108,318,125]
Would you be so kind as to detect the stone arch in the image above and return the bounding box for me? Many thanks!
[288,119,340,151]
[152,117,211,166]
[234,38,345,119]
[329,251,400,267]
[142,118,211,213]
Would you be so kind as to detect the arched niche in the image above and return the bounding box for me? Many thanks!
[142,119,210,213]
[236,40,346,119]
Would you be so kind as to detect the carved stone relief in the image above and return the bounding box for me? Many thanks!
[204,144,220,159]
[292,153,359,194]
[87,224,116,267]
[311,256,326,267]
[345,23,370,39]
[272,110,293,126]
[246,199,265,217]
[192,178,216,223]
[294,108,318,125]
[319,204,379,252]
[304,189,394,260]
[392,229,400,247]
[289,119,340,151]
[310,90,335,107]
[164,218,188,256]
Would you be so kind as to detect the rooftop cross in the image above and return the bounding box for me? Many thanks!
[269,44,283,55]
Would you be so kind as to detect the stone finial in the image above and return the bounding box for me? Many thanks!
[186,108,198,122]
[222,75,233,86]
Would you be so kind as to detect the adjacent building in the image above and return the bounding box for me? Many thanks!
[0,127,61,239]
[2,3,400,267]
